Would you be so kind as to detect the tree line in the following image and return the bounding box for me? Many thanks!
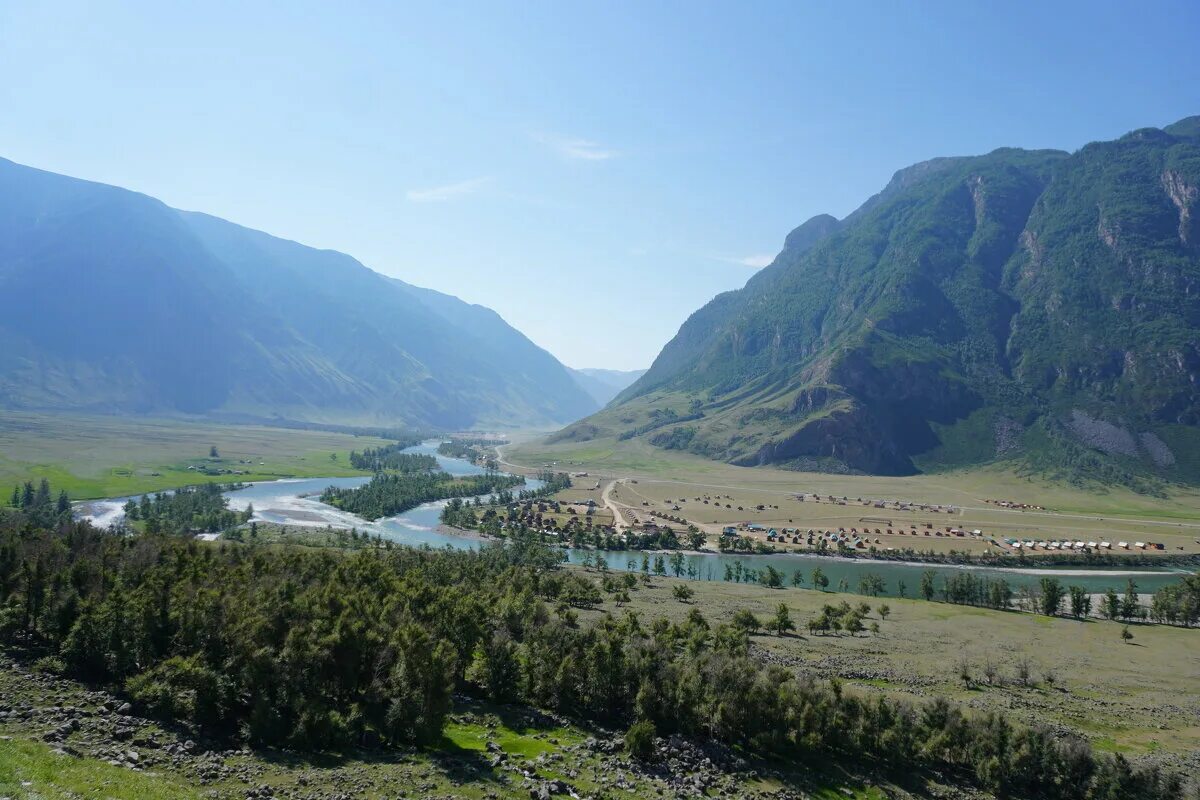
[436,437,505,463]
[7,479,71,528]
[708,559,1198,627]
[122,483,250,535]
[0,518,1187,799]
[320,471,524,520]
[347,445,438,473]
[444,493,708,554]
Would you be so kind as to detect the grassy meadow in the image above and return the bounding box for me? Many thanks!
[582,572,1200,759]
[0,411,388,500]
[0,738,204,800]
[507,435,1200,555]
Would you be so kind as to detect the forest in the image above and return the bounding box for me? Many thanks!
[319,470,524,520]
[347,444,438,473]
[121,483,250,535]
[7,479,71,528]
[435,437,506,461]
[0,506,1188,800]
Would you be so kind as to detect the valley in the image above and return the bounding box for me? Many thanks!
[505,435,1200,559]
[2,22,1199,798]
[2,415,1197,800]
[2,432,1196,799]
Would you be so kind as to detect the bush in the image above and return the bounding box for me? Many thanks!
[625,719,657,760]
[31,655,65,674]
[125,655,228,728]
[731,608,760,634]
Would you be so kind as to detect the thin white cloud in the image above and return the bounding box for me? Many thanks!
[533,132,616,161]
[405,177,491,203]
[709,253,775,268]
[734,254,774,268]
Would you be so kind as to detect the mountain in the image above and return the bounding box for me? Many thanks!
[568,367,647,406]
[0,157,597,429]
[555,117,1200,484]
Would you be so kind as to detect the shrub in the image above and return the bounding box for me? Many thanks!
[625,719,657,760]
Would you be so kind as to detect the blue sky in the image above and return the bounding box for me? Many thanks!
[2,1,1198,370]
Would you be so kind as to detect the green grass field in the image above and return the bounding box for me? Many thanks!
[0,738,203,800]
[0,411,390,500]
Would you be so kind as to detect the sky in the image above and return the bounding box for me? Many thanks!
[2,1,1198,371]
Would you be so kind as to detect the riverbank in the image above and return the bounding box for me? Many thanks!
[505,435,1200,556]
[1,411,386,500]
[76,440,1197,602]
[712,543,1196,574]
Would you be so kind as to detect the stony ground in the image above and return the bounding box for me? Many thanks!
[0,646,962,800]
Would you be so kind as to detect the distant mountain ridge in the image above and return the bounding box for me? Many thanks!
[568,367,647,406]
[0,157,597,429]
[556,116,1200,485]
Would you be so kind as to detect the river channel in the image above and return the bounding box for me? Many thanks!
[82,440,1189,599]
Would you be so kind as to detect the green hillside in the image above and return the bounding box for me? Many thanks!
[555,117,1200,485]
[0,158,597,430]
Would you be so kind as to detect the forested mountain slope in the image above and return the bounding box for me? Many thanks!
[556,117,1200,482]
[0,158,596,429]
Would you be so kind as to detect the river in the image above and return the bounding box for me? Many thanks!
[80,440,1189,599]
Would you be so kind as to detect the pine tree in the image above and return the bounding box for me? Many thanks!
[35,478,51,508]
[920,570,936,601]
[770,603,795,636]
[1103,588,1120,620]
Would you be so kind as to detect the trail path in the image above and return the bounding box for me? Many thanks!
[495,444,1200,540]
[602,479,629,531]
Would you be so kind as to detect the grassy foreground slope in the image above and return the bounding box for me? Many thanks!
[1,561,1193,799]
[0,738,203,800]
[595,575,1200,760]
[0,618,895,800]
[0,412,387,499]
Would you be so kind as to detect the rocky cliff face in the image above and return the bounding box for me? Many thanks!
[560,117,1200,481]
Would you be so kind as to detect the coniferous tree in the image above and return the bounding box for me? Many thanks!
[1121,579,1141,621]
[769,603,795,636]
[1039,578,1065,616]
[1103,588,1120,620]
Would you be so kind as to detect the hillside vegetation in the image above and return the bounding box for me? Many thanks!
[556,117,1200,486]
[0,158,596,429]
[0,513,1190,799]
